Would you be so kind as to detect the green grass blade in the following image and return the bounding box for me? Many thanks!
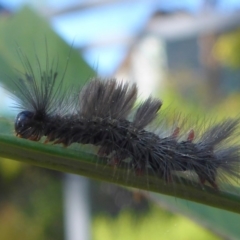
[0,133,240,214]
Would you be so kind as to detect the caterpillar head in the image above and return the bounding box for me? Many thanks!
[15,110,45,141]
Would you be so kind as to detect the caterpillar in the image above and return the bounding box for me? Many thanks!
[12,50,240,190]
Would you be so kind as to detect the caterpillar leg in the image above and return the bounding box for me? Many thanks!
[197,169,219,190]
[97,146,112,157]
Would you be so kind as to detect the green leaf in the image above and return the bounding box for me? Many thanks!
[151,193,240,239]
[0,6,95,93]
[0,132,240,215]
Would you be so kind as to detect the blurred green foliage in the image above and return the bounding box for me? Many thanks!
[93,205,219,240]
[0,167,63,240]
[214,30,240,68]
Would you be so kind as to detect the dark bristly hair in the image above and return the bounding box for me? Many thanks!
[12,49,240,190]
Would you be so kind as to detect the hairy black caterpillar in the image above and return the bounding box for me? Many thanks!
[12,51,240,190]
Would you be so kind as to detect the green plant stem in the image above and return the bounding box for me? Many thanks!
[0,134,240,214]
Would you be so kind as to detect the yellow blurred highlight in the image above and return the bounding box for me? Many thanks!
[214,31,240,68]
[93,206,220,240]
[0,158,22,180]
